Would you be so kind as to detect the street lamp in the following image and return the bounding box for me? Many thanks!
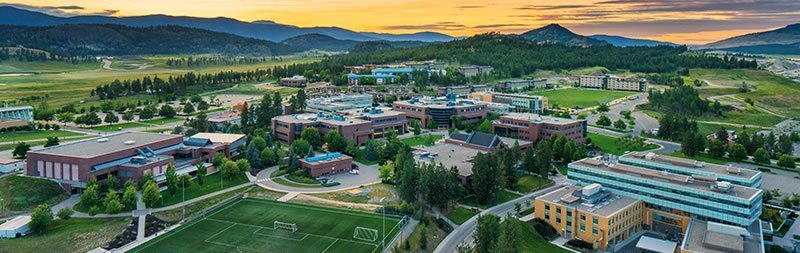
[181,175,185,220]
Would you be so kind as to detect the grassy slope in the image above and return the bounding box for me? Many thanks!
[688,68,800,118]
[400,134,444,147]
[0,130,83,142]
[0,175,69,217]
[588,132,659,155]
[529,88,636,109]
[157,173,249,207]
[0,217,131,253]
[517,219,569,253]
[154,186,257,222]
[0,56,320,108]
[513,175,552,193]
[445,206,478,225]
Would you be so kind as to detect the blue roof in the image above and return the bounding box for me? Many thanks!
[373,68,414,74]
[305,152,342,163]
[346,73,397,79]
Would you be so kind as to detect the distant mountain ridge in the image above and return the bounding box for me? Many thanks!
[280,34,432,52]
[588,35,677,47]
[519,24,609,47]
[0,6,454,42]
[703,23,800,52]
[0,24,300,56]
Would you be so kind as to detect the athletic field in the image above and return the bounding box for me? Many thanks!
[130,198,405,253]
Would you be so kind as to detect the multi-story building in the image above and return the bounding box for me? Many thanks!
[579,75,647,92]
[25,132,244,193]
[492,113,587,143]
[437,84,492,97]
[0,106,34,130]
[346,68,417,85]
[300,152,353,177]
[468,92,547,114]
[535,184,646,250]
[393,96,487,129]
[272,109,407,145]
[280,75,307,87]
[495,79,548,91]
[457,65,494,77]
[306,94,373,113]
[619,152,761,188]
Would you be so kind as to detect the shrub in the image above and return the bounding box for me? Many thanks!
[57,207,74,220]
[532,218,558,240]
[88,206,100,216]
[566,239,594,250]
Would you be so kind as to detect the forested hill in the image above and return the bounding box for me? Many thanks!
[313,34,756,76]
[0,24,301,56]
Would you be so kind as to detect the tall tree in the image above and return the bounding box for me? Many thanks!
[474,214,501,253]
[300,127,322,148]
[165,164,178,194]
[472,152,500,204]
[534,141,553,177]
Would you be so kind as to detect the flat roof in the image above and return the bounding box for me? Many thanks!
[414,143,481,177]
[394,99,486,109]
[500,112,584,125]
[30,132,181,158]
[636,236,678,253]
[0,215,30,230]
[572,158,761,201]
[190,133,245,144]
[338,107,406,118]
[537,185,641,217]
[622,152,760,181]
[273,113,370,126]
[682,220,763,253]
[0,106,33,113]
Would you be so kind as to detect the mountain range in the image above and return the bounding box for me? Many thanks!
[519,24,610,47]
[699,23,800,54]
[0,6,453,42]
[279,34,431,52]
[588,35,677,47]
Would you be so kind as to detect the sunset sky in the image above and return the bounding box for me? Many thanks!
[5,0,800,44]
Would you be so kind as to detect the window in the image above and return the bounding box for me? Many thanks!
[592,227,598,236]
[556,217,561,224]
[593,217,598,225]
[580,224,585,232]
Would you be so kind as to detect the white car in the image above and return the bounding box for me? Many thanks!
[349,170,360,175]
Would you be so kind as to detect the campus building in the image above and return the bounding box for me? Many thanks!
[346,68,416,85]
[0,106,34,130]
[300,152,353,177]
[492,113,587,143]
[579,75,648,92]
[495,79,548,91]
[437,84,492,97]
[468,92,547,114]
[392,96,487,129]
[280,75,307,87]
[272,109,407,145]
[457,65,494,77]
[306,94,373,113]
[413,131,532,185]
[619,152,762,188]
[25,132,244,193]
[540,156,765,252]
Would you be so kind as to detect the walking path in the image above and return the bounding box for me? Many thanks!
[277,192,299,202]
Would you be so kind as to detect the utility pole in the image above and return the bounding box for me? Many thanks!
[181,176,185,220]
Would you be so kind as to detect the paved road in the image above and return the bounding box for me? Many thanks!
[255,161,381,194]
[588,126,681,155]
[433,176,567,253]
[585,95,658,135]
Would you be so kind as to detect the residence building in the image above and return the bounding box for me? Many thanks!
[468,92,547,113]
[495,79,548,91]
[306,94,373,113]
[492,113,587,143]
[280,75,307,87]
[338,107,408,138]
[457,65,494,77]
[272,110,407,145]
[579,75,647,92]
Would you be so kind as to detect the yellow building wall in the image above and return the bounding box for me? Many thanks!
[534,199,646,250]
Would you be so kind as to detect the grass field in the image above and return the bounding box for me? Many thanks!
[0,217,131,253]
[87,122,151,132]
[400,134,443,147]
[460,190,522,209]
[0,175,69,217]
[273,177,323,188]
[588,132,659,155]
[0,56,320,108]
[528,88,637,109]
[158,173,249,207]
[444,207,479,225]
[512,175,552,193]
[0,130,84,142]
[140,117,185,125]
[687,68,800,118]
[131,198,404,253]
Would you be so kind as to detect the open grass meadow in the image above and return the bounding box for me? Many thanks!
[157,173,250,208]
[687,68,800,119]
[0,55,320,108]
[0,175,69,217]
[460,190,522,209]
[528,88,637,109]
[0,217,132,253]
[588,132,659,155]
[444,206,479,225]
[131,198,405,253]
[0,130,84,142]
[512,175,552,193]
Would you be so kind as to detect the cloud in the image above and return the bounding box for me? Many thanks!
[472,23,529,29]
[457,5,485,9]
[0,3,119,16]
[381,22,467,31]
[514,5,591,10]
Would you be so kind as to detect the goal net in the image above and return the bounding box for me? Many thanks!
[353,227,379,242]
[274,221,298,232]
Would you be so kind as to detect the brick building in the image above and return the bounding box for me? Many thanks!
[392,96,487,129]
[492,112,587,143]
[272,109,407,145]
[300,152,353,177]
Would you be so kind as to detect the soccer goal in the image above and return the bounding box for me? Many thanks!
[274,221,298,232]
[353,226,379,242]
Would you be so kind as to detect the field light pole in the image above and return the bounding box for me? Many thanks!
[181,176,185,220]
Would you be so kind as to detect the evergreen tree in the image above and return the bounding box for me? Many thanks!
[474,214,501,253]
[534,141,553,177]
[472,152,500,204]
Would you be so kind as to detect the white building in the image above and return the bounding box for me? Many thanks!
[306,94,373,113]
[0,158,24,173]
[0,215,31,238]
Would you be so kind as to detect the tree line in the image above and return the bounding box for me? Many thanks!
[91,69,272,99]
[0,47,97,63]
[164,56,279,67]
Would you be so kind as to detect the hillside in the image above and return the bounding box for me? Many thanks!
[716,42,800,55]
[519,24,608,47]
[0,24,300,56]
[589,35,677,47]
[703,23,800,50]
[0,6,453,42]
[281,34,358,51]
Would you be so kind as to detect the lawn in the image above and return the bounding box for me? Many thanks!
[0,217,131,253]
[588,132,659,155]
[460,190,522,209]
[0,130,84,142]
[697,108,785,128]
[688,68,800,118]
[444,206,479,225]
[130,198,404,253]
[155,186,257,223]
[697,122,758,139]
[87,122,150,132]
[0,175,69,217]
[517,219,569,253]
[0,135,96,151]
[555,164,568,175]
[140,117,185,125]
[400,134,444,147]
[393,216,448,253]
[157,173,250,207]
[529,88,637,109]
[513,175,552,193]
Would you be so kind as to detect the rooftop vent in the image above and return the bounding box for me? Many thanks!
[711,181,733,193]
[124,140,136,145]
[726,165,742,175]
[97,138,109,143]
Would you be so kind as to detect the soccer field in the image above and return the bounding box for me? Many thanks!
[130,198,405,253]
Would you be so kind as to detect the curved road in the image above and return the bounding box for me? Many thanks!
[255,161,381,193]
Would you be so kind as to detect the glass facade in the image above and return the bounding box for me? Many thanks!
[618,156,762,188]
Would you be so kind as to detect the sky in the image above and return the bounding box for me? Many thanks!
[5,0,800,44]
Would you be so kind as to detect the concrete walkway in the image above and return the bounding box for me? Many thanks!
[136,192,146,241]
[277,192,299,202]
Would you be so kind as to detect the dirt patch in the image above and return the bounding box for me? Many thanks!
[291,194,382,211]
